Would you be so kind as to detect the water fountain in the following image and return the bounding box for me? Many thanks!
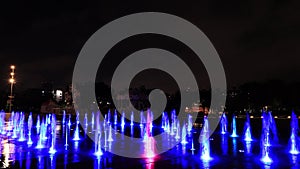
[18,113,26,142]
[91,112,95,131]
[42,118,48,140]
[130,112,134,126]
[49,115,57,154]
[261,111,273,164]
[220,112,227,134]
[65,123,69,148]
[121,112,125,132]
[149,111,153,134]
[289,111,299,155]
[244,113,252,142]
[143,111,156,158]
[269,111,279,145]
[161,112,166,129]
[165,120,170,134]
[114,110,118,125]
[73,112,80,141]
[200,116,212,161]
[190,139,195,151]
[1,109,299,169]
[94,113,103,156]
[230,115,238,137]
[104,121,108,148]
[107,110,111,124]
[36,121,44,149]
[181,125,188,145]
[175,121,180,140]
[12,115,18,139]
[84,113,88,127]
[140,111,144,128]
[107,124,114,142]
[0,112,6,135]
[27,113,33,145]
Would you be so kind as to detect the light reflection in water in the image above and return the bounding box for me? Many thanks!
[50,155,56,169]
[290,155,298,168]
[26,152,31,169]
[263,164,271,169]
[182,145,186,155]
[245,142,251,155]
[2,140,15,168]
[232,138,237,156]
[64,153,68,169]
[201,161,211,169]
[145,162,154,169]
[38,155,43,169]
[94,157,102,169]
[74,141,79,150]
[145,157,154,169]
[221,135,228,155]
[18,151,23,169]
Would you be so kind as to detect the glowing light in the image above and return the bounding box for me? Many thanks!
[94,151,103,157]
[49,148,57,154]
[201,153,213,162]
[9,78,15,83]
[261,154,272,164]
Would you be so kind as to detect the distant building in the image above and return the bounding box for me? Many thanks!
[185,101,209,114]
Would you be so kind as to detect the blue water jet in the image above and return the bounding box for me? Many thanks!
[289,111,299,155]
[230,115,239,137]
[220,112,227,134]
[27,113,33,145]
[49,114,57,154]
[244,113,253,142]
[200,116,212,161]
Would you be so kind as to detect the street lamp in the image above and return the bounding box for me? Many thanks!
[8,65,16,113]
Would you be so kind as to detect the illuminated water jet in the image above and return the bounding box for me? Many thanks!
[230,115,238,138]
[220,112,227,134]
[27,113,33,145]
[244,113,252,142]
[289,111,299,155]
[200,117,212,161]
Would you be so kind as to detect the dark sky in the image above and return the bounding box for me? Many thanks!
[0,0,300,92]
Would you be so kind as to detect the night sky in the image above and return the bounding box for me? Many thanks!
[1,0,300,92]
